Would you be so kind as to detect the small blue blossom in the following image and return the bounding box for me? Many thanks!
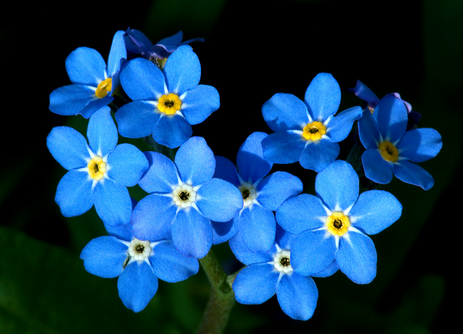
[358,94,443,190]
[130,136,243,259]
[49,31,127,118]
[230,226,335,321]
[261,73,363,172]
[80,221,199,312]
[115,45,220,149]
[276,160,402,284]
[46,106,148,226]
[213,132,303,252]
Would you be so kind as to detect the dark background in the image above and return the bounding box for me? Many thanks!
[0,0,459,333]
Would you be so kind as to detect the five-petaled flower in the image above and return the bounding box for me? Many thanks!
[261,72,363,172]
[213,131,303,252]
[49,31,127,118]
[115,45,220,149]
[46,106,148,226]
[80,220,199,312]
[129,136,243,259]
[358,94,442,190]
[276,160,402,284]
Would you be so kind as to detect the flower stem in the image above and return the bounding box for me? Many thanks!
[196,249,235,334]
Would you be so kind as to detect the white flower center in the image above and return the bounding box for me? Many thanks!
[172,183,197,209]
[238,182,257,208]
[273,249,293,274]
[128,238,152,262]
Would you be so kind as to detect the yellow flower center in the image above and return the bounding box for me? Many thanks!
[378,141,399,162]
[95,78,112,99]
[302,121,326,141]
[326,211,351,236]
[87,156,107,181]
[158,93,182,115]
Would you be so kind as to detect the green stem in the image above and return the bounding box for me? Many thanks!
[196,249,235,334]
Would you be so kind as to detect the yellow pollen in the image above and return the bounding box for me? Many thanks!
[87,156,107,181]
[379,141,399,162]
[158,93,182,115]
[326,212,351,236]
[95,78,112,99]
[302,121,326,141]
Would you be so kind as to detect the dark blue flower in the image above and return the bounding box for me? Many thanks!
[115,45,220,149]
[130,137,243,258]
[261,73,362,172]
[358,94,442,190]
[213,132,303,252]
[46,106,148,226]
[276,160,402,284]
[80,221,199,312]
[49,31,127,118]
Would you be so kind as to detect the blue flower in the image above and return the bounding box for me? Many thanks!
[213,132,303,252]
[49,31,127,118]
[115,45,220,149]
[230,226,335,320]
[130,136,243,258]
[46,106,148,226]
[276,160,402,284]
[358,94,442,190]
[261,73,363,172]
[80,221,199,312]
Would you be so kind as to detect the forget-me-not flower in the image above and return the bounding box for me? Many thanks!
[80,220,199,312]
[276,160,402,284]
[46,106,148,226]
[49,30,127,118]
[213,132,303,252]
[130,136,243,259]
[358,94,442,190]
[261,73,362,172]
[115,45,220,149]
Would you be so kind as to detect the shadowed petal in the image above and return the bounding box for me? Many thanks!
[116,101,160,138]
[138,151,179,193]
[393,160,435,190]
[326,106,362,142]
[362,149,393,185]
[396,128,442,163]
[257,171,303,211]
[152,114,193,149]
[373,94,408,142]
[237,132,272,183]
[300,139,340,172]
[262,131,306,164]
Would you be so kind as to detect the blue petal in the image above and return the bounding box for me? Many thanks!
[80,96,114,119]
[373,94,408,142]
[350,80,379,107]
[115,101,160,139]
[326,106,363,142]
[163,45,201,95]
[315,160,359,211]
[175,136,215,185]
[232,264,279,304]
[107,144,148,187]
[336,232,377,284]
[120,58,165,101]
[93,179,132,226]
[261,93,309,132]
[149,240,199,282]
[107,30,127,79]
[80,236,127,278]
[235,205,276,253]
[237,132,272,183]
[291,230,337,276]
[299,139,340,172]
[196,178,243,222]
[261,131,306,164]
[396,128,442,162]
[49,85,100,117]
[138,151,179,193]
[229,231,276,265]
[392,160,435,190]
[125,28,154,57]
[118,261,158,313]
[311,260,339,278]
[276,274,318,321]
[87,106,118,156]
[55,170,93,217]
[304,73,341,121]
[104,221,134,241]
[152,114,193,149]
[276,194,326,235]
[211,219,238,245]
[47,126,90,170]
[181,85,220,125]
[65,47,105,86]
[213,155,240,186]
[358,109,381,150]
[257,171,303,211]
[131,194,176,241]
[349,190,402,235]
[362,149,393,184]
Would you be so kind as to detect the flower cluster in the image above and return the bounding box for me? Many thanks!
[47,29,442,322]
